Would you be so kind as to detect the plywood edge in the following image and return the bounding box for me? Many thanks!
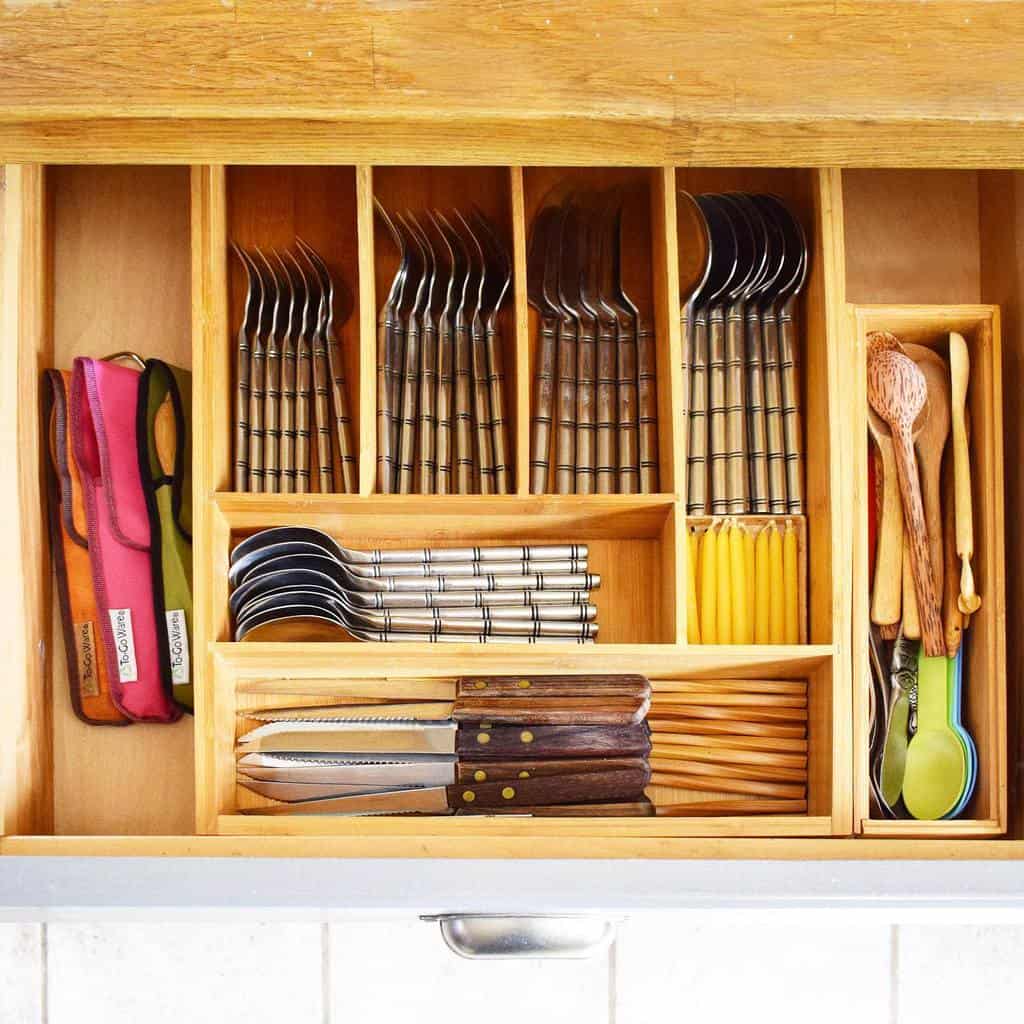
[0,164,54,836]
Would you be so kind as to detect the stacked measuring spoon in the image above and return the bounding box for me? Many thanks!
[229,527,600,643]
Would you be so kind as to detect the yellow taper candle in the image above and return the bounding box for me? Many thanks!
[754,524,771,643]
[716,519,733,645]
[699,523,718,644]
[730,521,751,643]
[687,528,700,643]
[783,519,799,643]
[744,525,756,639]
[768,522,784,643]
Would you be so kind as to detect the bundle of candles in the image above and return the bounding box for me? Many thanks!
[647,680,809,815]
[686,518,803,645]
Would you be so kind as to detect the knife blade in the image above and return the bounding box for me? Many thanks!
[237,719,652,758]
[243,766,651,816]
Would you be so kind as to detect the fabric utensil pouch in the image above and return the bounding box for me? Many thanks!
[70,357,181,723]
[44,370,130,725]
[138,359,194,711]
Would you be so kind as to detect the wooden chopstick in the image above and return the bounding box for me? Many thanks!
[650,742,807,770]
[650,771,806,800]
[650,730,808,754]
[652,692,806,709]
[648,717,806,739]
[651,704,807,723]
[654,678,807,696]
[655,798,807,816]
[650,755,806,784]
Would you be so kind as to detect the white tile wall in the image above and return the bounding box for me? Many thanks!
[46,923,323,1024]
[897,925,1024,1024]
[615,915,892,1024]
[328,919,611,1024]
[0,923,43,1024]
[1,919,1023,1023]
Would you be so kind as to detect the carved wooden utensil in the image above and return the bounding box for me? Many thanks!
[866,331,903,627]
[949,331,982,615]
[905,343,951,602]
[867,348,944,656]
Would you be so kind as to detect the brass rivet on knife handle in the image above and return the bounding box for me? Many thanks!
[502,787,516,799]
[724,306,747,513]
[687,312,709,514]
[520,730,534,744]
[637,316,659,494]
[616,314,639,494]
[531,315,558,494]
[745,303,769,513]
[707,309,727,514]
[779,304,803,514]
[555,316,578,494]
[462,789,476,802]
[474,769,486,782]
[761,309,786,513]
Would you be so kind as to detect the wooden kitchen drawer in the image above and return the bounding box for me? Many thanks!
[1,161,1020,860]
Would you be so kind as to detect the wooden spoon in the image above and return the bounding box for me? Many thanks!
[949,331,981,615]
[866,331,903,626]
[905,343,951,600]
[868,348,944,655]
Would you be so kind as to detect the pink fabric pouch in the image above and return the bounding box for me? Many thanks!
[70,357,181,723]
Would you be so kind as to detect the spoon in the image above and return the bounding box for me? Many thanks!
[949,332,982,615]
[867,348,944,656]
[905,343,951,602]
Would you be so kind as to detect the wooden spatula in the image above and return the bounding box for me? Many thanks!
[868,348,944,656]
[949,332,981,615]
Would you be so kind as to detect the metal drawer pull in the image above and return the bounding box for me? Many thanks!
[424,914,617,959]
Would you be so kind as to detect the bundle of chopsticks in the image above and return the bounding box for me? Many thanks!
[236,675,652,816]
[647,680,809,815]
[527,189,659,495]
[686,518,804,645]
[228,526,601,643]
[375,204,512,494]
[231,240,356,494]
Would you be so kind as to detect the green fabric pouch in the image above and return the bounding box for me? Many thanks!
[137,359,194,711]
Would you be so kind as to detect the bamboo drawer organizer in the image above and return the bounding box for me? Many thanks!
[2,163,1018,860]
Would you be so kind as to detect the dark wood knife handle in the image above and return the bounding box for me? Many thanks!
[456,723,651,760]
[456,673,650,698]
[456,757,648,784]
[453,696,649,726]
[445,767,651,809]
[457,799,655,816]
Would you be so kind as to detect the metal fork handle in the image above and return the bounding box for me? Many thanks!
[555,316,578,495]
[636,316,659,495]
[680,309,691,503]
[687,314,709,516]
[295,336,312,494]
[344,558,588,580]
[575,316,597,495]
[724,306,748,513]
[326,333,357,494]
[376,312,396,493]
[373,571,600,594]
[485,320,511,494]
[707,311,728,515]
[435,314,454,496]
[279,341,297,495]
[470,316,496,495]
[355,612,599,639]
[234,329,250,492]
[351,603,596,626]
[263,345,281,494]
[352,588,592,610]
[761,311,787,514]
[616,317,639,495]
[398,314,422,494]
[365,542,588,564]
[454,321,475,494]
[312,335,335,493]
[779,307,804,514]
[247,342,265,494]
[595,318,618,495]
[745,308,769,514]
[389,319,406,490]
[418,318,438,494]
[530,315,558,494]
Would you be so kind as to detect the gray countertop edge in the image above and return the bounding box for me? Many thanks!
[3,858,1024,918]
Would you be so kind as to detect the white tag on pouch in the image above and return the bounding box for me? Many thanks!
[108,608,139,683]
[165,609,191,686]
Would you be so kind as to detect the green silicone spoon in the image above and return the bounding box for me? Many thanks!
[902,652,968,819]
